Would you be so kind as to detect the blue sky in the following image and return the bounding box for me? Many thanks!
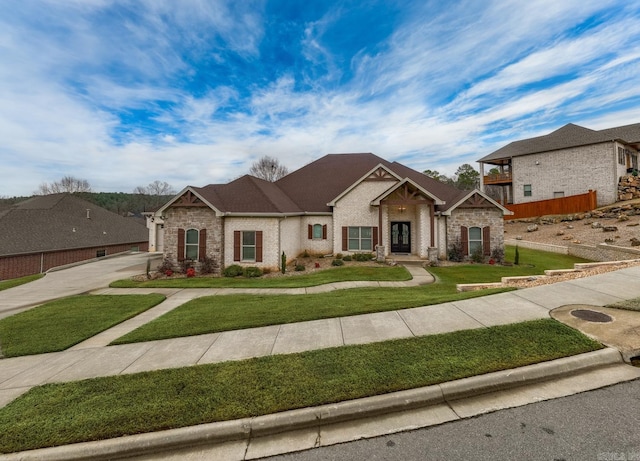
[2,0,640,196]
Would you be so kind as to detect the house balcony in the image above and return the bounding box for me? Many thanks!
[483,172,512,185]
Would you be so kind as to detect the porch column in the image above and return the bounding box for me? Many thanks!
[479,162,485,193]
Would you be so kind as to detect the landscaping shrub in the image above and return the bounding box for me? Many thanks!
[281,252,286,274]
[353,253,373,262]
[515,245,520,265]
[336,253,344,259]
[157,258,174,275]
[470,246,484,263]
[244,267,262,278]
[295,264,306,271]
[331,259,344,266]
[491,247,504,264]
[342,255,352,261]
[179,260,193,274]
[448,240,464,262]
[199,257,217,275]
[223,265,244,277]
[301,250,310,258]
[186,268,196,278]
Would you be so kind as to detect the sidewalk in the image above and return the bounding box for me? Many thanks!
[1,261,640,459]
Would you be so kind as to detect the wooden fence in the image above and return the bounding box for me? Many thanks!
[504,190,597,220]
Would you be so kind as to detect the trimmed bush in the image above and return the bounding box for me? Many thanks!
[331,259,344,266]
[353,253,373,262]
[244,267,263,278]
[342,255,352,261]
[223,265,244,277]
[295,264,306,272]
[336,253,344,259]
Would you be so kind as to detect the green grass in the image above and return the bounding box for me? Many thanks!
[606,297,640,312]
[429,246,591,284]
[110,265,411,288]
[0,295,165,357]
[112,285,511,344]
[113,245,587,344]
[0,319,602,454]
[0,274,44,291]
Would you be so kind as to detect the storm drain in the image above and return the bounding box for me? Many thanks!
[570,309,613,323]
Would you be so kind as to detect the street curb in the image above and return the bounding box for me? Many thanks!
[2,348,625,461]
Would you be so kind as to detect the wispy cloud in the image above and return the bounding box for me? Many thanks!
[1,0,639,196]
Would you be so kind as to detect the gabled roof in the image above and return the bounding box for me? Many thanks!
[161,153,484,215]
[195,175,302,214]
[441,189,512,216]
[478,122,640,163]
[276,153,465,213]
[0,194,148,257]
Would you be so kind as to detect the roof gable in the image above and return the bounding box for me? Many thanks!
[441,190,512,216]
[327,163,402,206]
[479,122,640,163]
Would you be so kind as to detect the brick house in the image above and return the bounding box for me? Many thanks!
[478,122,640,207]
[0,194,149,280]
[156,153,510,272]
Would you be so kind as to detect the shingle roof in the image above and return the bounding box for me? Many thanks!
[194,175,302,214]
[478,122,640,163]
[0,194,149,256]
[183,153,469,214]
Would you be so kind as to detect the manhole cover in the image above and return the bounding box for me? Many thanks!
[571,309,613,323]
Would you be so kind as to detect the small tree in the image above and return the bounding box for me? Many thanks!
[36,176,91,194]
[514,245,520,265]
[281,251,287,274]
[454,164,480,190]
[250,156,289,182]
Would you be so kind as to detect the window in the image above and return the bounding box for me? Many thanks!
[523,184,532,197]
[348,226,372,251]
[618,147,626,166]
[468,227,482,255]
[553,191,565,198]
[96,249,106,258]
[242,231,256,261]
[313,224,323,239]
[185,229,199,260]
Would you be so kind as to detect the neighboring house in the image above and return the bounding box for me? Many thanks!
[478,122,640,207]
[0,194,149,280]
[156,153,510,273]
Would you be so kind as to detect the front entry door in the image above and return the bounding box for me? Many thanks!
[391,222,411,253]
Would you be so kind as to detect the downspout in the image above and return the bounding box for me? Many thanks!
[430,202,435,247]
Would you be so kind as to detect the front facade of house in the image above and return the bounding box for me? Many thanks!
[157,154,510,272]
[478,123,640,207]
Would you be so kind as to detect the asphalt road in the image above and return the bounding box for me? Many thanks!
[264,378,640,461]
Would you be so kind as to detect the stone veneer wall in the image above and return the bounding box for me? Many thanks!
[567,242,640,262]
[446,208,504,259]
[163,207,223,272]
[512,142,619,207]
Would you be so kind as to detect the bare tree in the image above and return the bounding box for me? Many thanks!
[36,176,92,194]
[134,180,176,196]
[249,156,289,182]
[133,180,176,210]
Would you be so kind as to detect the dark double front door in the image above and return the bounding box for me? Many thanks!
[390,222,411,253]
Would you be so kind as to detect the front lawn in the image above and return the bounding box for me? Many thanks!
[0,319,602,454]
[112,284,510,344]
[429,246,591,284]
[0,295,166,357]
[0,274,44,291]
[110,265,411,288]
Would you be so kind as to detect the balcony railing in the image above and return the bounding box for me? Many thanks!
[483,172,512,185]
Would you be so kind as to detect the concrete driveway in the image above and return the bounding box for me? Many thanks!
[0,252,160,320]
